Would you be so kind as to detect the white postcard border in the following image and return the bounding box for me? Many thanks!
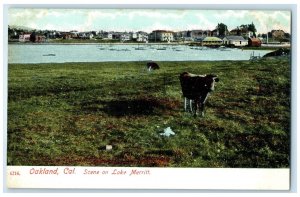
[7,166,290,190]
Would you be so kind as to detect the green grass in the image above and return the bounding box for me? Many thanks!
[8,58,291,167]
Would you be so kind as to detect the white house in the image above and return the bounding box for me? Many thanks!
[136,32,148,42]
[120,33,131,42]
[78,32,95,39]
[88,33,94,39]
[19,34,31,42]
[223,36,248,47]
[131,32,137,40]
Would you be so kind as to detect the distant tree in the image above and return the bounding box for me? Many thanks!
[187,30,192,37]
[236,27,241,36]
[8,27,15,39]
[216,23,228,37]
[238,22,257,37]
[248,22,257,37]
[267,32,273,39]
[240,24,248,29]
[284,33,290,39]
[261,33,267,39]
[8,26,13,35]
[30,32,36,42]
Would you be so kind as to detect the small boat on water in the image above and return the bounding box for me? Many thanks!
[190,47,205,50]
[135,47,146,50]
[218,46,231,51]
[135,44,146,50]
[43,54,56,56]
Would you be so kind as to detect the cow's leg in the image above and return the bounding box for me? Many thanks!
[184,97,187,111]
[189,99,193,113]
[199,93,209,117]
[193,99,199,117]
[199,102,206,117]
[200,102,205,117]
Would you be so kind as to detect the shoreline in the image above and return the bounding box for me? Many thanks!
[8,42,187,46]
[8,42,289,51]
[8,56,289,65]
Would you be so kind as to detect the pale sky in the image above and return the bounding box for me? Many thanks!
[8,9,291,34]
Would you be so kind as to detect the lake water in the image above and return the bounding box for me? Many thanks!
[8,44,273,64]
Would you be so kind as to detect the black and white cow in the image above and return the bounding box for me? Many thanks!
[179,72,219,116]
[146,61,160,71]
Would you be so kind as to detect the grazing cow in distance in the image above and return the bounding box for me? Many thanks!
[179,72,219,117]
[146,61,160,72]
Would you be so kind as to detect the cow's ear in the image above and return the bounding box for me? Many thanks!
[214,77,219,82]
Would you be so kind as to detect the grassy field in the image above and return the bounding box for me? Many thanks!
[8,58,291,167]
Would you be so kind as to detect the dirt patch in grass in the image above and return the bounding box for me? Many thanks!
[80,96,181,117]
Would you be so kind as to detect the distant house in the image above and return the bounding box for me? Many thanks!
[76,32,94,39]
[70,32,79,39]
[107,32,121,40]
[101,32,118,40]
[87,32,94,39]
[223,36,248,47]
[271,30,285,40]
[136,31,148,42]
[230,28,253,38]
[20,32,46,43]
[248,37,262,47]
[19,34,31,42]
[211,29,219,37]
[149,30,174,42]
[201,37,223,47]
[174,31,191,42]
[120,33,131,42]
[61,32,72,39]
[44,31,55,39]
[47,31,60,39]
[35,35,46,42]
[190,30,212,40]
[106,32,113,40]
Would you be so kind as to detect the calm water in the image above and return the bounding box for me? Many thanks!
[8,44,272,64]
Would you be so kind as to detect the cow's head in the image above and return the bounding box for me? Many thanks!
[204,74,219,92]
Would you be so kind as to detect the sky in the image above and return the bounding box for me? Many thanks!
[8,9,291,34]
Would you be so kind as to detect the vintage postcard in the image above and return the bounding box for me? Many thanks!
[6,6,292,190]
